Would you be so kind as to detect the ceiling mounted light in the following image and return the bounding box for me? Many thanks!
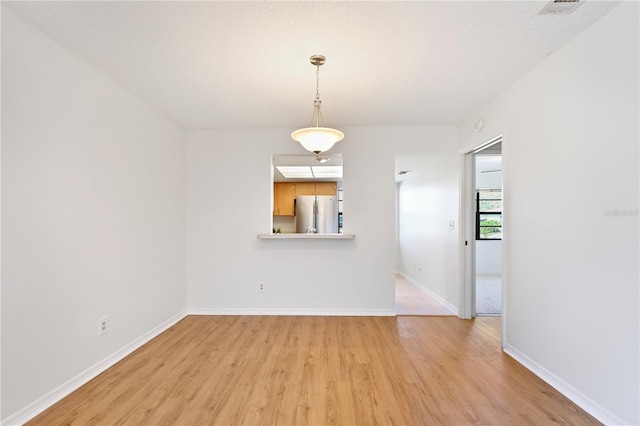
[291,55,344,155]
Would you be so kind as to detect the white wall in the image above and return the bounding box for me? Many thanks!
[1,10,187,420]
[475,157,502,189]
[396,150,460,307]
[475,240,502,274]
[272,215,296,233]
[186,126,456,314]
[458,3,639,424]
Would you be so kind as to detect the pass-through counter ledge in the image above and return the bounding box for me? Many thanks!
[257,233,355,240]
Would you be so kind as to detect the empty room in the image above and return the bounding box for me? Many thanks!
[2,1,638,425]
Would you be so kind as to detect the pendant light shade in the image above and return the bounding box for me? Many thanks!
[291,127,344,155]
[291,55,344,155]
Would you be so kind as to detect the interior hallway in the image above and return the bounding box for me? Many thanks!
[395,274,456,316]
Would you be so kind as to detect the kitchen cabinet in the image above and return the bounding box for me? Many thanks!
[294,183,316,196]
[293,182,337,196]
[273,182,338,216]
[273,183,295,216]
[314,182,337,196]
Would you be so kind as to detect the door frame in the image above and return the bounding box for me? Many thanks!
[458,135,505,346]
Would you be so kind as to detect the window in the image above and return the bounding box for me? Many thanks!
[476,190,502,240]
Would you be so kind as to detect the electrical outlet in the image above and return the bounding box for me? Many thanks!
[98,316,108,336]
[258,281,265,292]
[417,265,422,272]
[413,263,417,270]
[449,220,455,230]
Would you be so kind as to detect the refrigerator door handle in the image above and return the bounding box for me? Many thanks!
[313,197,318,234]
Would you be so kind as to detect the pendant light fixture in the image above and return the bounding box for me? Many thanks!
[291,55,344,155]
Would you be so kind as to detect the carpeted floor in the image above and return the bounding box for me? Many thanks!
[476,273,502,315]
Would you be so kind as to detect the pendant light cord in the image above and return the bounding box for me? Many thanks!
[312,64,323,128]
[316,64,321,102]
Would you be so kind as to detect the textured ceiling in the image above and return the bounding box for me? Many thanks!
[3,1,620,129]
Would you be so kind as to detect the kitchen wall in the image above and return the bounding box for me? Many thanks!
[272,216,296,233]
[396,150,460,308]
[458,2,638,424]
[186,126,457,314]
[2,10,187,421]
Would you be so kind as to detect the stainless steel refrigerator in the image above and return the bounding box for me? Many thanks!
[295,195,339,234]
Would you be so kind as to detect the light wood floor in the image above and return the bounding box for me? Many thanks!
[395,274,456,316]
[28,316,599,425]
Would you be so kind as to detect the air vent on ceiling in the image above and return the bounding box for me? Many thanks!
[538,0,583,15]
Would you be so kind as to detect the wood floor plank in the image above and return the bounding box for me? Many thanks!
[27,315,601,426]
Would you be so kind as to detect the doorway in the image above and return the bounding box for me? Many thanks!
[474,145,502,316]
[459,135,505,342]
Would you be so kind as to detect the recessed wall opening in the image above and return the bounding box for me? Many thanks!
[271,154,343,234]
[474,144,502,316]
[395,150,458,316]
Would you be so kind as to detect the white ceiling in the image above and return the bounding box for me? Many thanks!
[3,1,620,130]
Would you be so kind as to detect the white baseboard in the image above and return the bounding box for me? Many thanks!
[397,272,458,315]
[503,344,628,426]
[2,310,188,426]
[189,308,396,316]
